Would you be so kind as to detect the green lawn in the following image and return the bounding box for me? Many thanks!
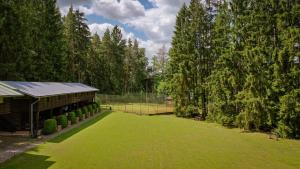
[1,111,300,169]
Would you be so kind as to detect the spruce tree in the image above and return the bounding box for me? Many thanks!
[0,0,23,80]
[274,0,300,137]
[63,7,90,82]
[168,3,191,116]
[99,29,114,93]
[111,26,126,94]
[207,0,241,125]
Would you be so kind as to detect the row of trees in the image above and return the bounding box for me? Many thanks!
[167,0,300,138]
[0,0,148,94]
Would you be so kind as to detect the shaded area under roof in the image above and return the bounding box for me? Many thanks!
[0,83,24,97]
[0,81,98,98]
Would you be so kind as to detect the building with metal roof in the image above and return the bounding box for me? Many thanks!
[0,83,23,97]
[0,81,99,137]
[0,81,98,98]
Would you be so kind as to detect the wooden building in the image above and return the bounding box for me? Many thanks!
[0,81,98,137]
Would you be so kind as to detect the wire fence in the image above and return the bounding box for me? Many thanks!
[96,93,174,115]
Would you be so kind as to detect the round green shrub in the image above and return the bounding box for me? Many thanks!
[92,103,97,110]
[82,107,88,114]
[93,102,100,112]
[57,114,68,129]
[75,109,82,117]
[75,109,83,120]
[68,112,77,125]
[43,119,57,135]
[88,105,93,112]
[71,116,77,124]
[68,112,75,120]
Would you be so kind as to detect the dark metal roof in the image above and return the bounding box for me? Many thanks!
[0,81,98,98]
[0,83,24,97]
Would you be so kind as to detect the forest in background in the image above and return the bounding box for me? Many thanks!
[166,0,300,138]
[0,0,299,139]
[0,0,148,94]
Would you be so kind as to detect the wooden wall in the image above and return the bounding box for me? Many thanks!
[0,91,96,131]
[37,92,95,112]
[0,98,10,114]
[0,97,32,131]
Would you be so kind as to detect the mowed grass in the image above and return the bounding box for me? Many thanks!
[1,111,300,169]
[103,103,174,115]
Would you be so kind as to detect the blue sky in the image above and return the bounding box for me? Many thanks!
[57,0,190,59]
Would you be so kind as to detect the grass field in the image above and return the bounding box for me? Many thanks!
[102,103,174,115]
[1,111,300,169]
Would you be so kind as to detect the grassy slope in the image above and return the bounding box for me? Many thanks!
[1,111,300,169]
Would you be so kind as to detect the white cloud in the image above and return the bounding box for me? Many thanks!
[139,40,170,63]
[125,0,190,57]
[58,0,190,59]
[88,23,166,62]
[89,23,114,37]
[86,0,145,21]
[89,23,135,40]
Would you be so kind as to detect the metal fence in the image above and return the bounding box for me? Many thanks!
[96,93,174,115]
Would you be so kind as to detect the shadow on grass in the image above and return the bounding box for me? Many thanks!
[0,151,54,169]
[148,112,174,116]
[49,111,112,143]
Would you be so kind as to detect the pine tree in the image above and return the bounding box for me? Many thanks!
[63,6,90,82]
[123,38,133,93]
[63,6,77,81]
[87,34,101,86]
[99,29,114,93]
[168,0,214,118]
[168,3,192,116]
[74,9,90,82]
[274,0,300,137]
[207,0,242,125]
[110,26,126,94]
[1,0,67,81]
[41,0,67,81]
[0,0,24,80]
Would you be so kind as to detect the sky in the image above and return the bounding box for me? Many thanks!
[57,0,190,61]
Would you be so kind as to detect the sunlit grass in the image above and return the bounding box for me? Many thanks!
[1,111,300,169]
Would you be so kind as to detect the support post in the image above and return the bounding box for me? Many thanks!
[30,99,39,138]
[34,111,40,137]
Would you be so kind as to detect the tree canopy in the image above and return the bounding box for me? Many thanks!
[0,1,148,95]
[167,0,300,138]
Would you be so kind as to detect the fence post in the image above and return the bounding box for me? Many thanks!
[139,102,141,115]
[166,98,167,113]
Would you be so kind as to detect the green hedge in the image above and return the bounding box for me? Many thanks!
[43,119,57,135]
[57,114,68,128]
